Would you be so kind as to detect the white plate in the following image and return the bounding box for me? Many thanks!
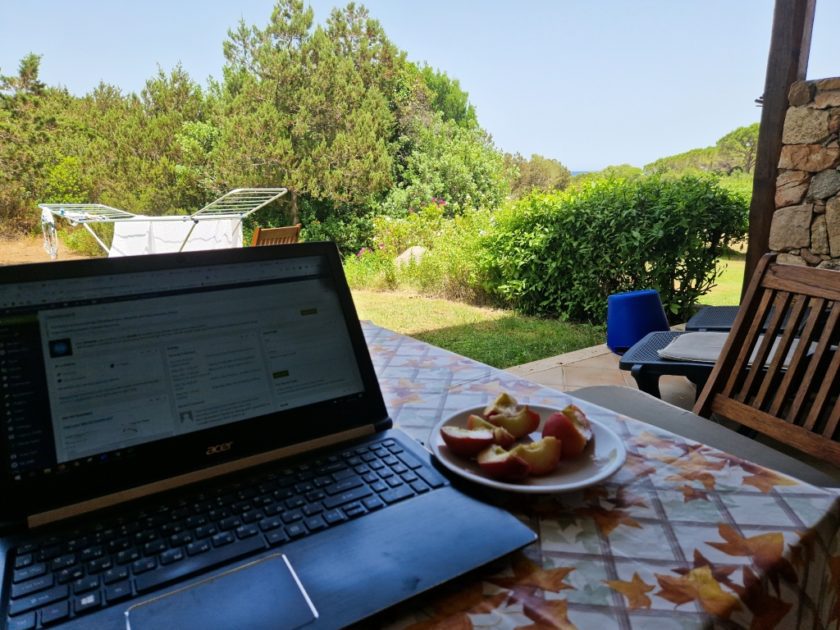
[429,404,626,494]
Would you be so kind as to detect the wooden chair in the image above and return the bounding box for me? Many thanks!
[251,224,302,246]
[695,253,840,467]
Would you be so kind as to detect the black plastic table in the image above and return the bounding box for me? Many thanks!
[617,331,715,399]
[685,305,739,331]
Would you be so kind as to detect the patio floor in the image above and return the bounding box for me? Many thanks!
[507,343,697,411]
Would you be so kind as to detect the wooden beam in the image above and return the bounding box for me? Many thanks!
[743,0,816,296]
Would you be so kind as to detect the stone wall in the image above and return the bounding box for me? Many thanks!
[769,77,840,269]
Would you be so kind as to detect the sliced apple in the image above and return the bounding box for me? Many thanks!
[489,405,540,439]
[542,405,592,458]
[440,426,496,457]
[467,414,516,448]
[476,445,531,480]
[512,437,562,475]
[482,392,518,420]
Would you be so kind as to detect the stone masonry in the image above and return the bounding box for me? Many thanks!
[770,77,840,268]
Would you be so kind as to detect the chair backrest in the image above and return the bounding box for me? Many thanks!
[251,224,302,246]
[695,253,840,467]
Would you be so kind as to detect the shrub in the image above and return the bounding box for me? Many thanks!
[399,208,493,302]
[480,175,748,322]
[298,198,375,256]
[343,247,397,291]
[60,224,111,257]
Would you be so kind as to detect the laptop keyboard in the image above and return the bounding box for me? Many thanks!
[4,437,446,629]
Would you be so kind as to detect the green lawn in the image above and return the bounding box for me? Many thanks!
[352,290,604,369]
[702,252,746,306]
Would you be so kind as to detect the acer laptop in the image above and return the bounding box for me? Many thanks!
[0,243,536,630]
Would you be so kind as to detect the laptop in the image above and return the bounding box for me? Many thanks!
[0,242,536,630]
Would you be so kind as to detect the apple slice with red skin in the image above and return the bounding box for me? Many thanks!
[467,414,516,448]
[482,392,518,420]
[512,437,562,475]
[440,426,496,457]
[476,445,531,480]
[541,404,592,458]
[487,405,540,439]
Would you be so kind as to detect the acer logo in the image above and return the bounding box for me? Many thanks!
[206,442,233,455]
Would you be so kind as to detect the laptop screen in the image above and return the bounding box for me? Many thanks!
[0,244,386,516]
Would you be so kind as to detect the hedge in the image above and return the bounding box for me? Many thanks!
[479,175,747,322]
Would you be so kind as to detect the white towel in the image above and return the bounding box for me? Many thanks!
[110,218,242,257]
[658,331,813,368]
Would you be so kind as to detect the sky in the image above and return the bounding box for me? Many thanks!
[2,1,839,171]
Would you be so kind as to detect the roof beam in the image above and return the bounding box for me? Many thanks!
[743,0,816,293]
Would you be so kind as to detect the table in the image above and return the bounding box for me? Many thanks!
[361,323,840,629]
[618,331,712,399]
[685,306,740,332]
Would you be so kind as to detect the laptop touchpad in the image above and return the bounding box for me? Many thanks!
[125,554,317,630]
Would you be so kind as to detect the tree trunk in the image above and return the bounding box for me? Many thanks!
[289,189,299,225]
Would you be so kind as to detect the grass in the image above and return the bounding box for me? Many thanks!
[701,249,746,306]
[351,290,604,369]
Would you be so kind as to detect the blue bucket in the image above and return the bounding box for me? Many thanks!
[606,289,669,354]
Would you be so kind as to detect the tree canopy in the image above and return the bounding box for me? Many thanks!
[0,1,508,252]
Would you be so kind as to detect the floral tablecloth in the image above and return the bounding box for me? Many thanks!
[362,323,840,629]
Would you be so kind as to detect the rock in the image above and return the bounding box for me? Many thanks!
[395,246,427,267]
[777,253,807,266]
[782,107,831,144]
[769,204,812,250]
[778,145,840,172]
[775,170,810,207]
[788,81,814,106]
[814,91,840,109]
[818,259,840,270]
[811,215,830,254]
[815,77,840,91]
[801,248,822,265]
[814,201,826,214]
[830,110,840,135]
[808,169,840,200]
[827,198,840,257]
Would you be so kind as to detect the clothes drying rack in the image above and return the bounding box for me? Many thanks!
[39,188,288,259]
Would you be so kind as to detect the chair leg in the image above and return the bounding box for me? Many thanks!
[630,365,661,398]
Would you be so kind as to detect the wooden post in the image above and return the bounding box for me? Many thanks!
[743,0,815,295]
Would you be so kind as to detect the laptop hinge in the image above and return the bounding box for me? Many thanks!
[26,425,376,529]
[374,417,393,432]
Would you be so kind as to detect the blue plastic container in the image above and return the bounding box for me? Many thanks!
[606,289,669,354]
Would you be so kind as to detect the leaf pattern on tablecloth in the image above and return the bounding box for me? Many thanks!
[656,446,727,471]
[490,555,575,593]
[738,461,799,493]
[630,430,694,453]
[404,581,510,630]
[666,469,718,491]
[674,549,738,584]
[655,566,742,618]
[706,524,798,595]
[707,525,789,574]
[575,505,641,536]
[384,378,425,407]
[676,484,710,502]
[516,599,578,630]
[604,572,655,609]
[621,452,657,478]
